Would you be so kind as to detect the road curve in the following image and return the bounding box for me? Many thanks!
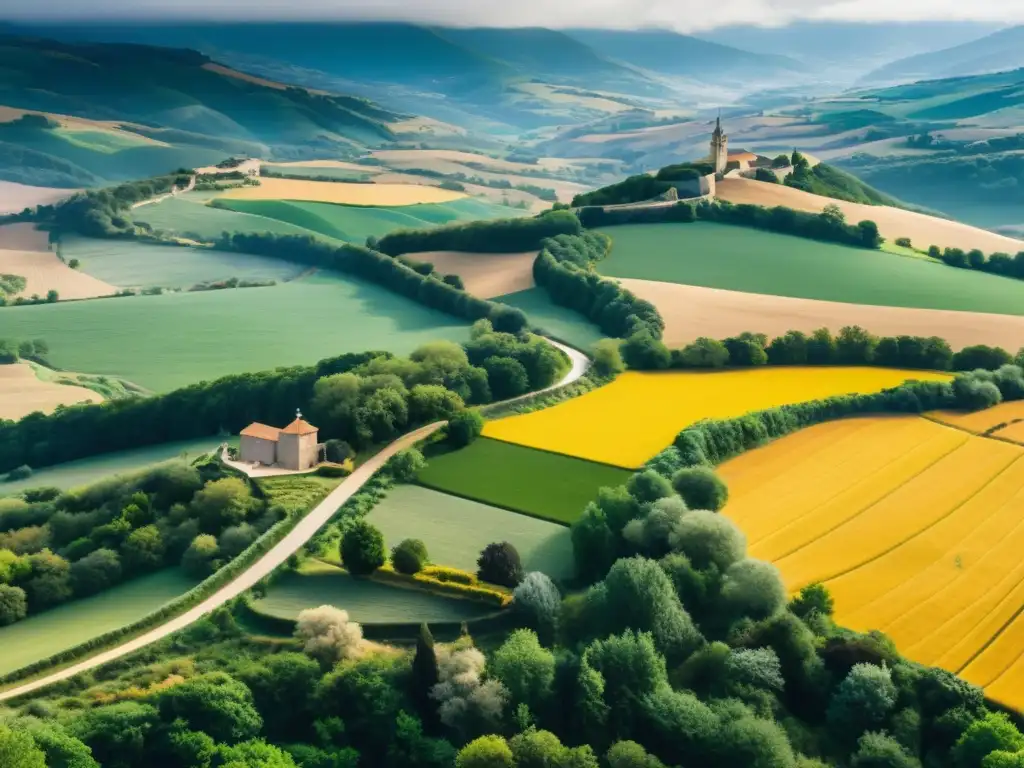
[0,337,590,701]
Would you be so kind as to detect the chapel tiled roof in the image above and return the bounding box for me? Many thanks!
[281,417,318,436]
[240,423,281,442]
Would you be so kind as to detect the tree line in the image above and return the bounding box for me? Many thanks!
[618,324,1023,374]
[580,198,883,250]
[0,459,281,629]
[0,330,566,475]
[927,244,1024,283]
[216,231,530,334]
[533,232,665,340]
[374,210,582,256]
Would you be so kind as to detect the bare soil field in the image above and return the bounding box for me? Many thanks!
[0,223,50,251]
[420,250,538,298]
[618,278,1024,352]
[0,182,78,215]
[0,363,100,420]
[716,177,1024,255]
[0,249,117,300]
[371,149,545,174]
[216,177,465,206]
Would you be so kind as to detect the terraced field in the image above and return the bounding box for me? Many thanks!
[597,223,1024,316]
[483,367,950,469]
[251,560,493,624]
[367,485,574,579]
[418,438,631,524]
[0,272,470,391]
[718,416,1024,711]
[214,197,525,244]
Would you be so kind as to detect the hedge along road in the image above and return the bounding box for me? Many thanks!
[0,337,590,702]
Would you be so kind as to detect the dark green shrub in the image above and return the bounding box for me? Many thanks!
[671,467,729,511]
[477,542,524,587]
[341,521,386,576]
[391,538,429,575]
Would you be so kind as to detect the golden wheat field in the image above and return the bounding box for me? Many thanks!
[931,400,1024,434]
[482,367,950,468]
[719,415,1024,711]
[216,177,466,206]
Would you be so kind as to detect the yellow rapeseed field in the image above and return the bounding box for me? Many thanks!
[216,177,466,206]
[930,400,1024,434]
[994,420,1024,445]
[483,367,950,468]
[718,414,1024,709]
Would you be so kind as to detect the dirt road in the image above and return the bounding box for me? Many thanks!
[0,337,589,701]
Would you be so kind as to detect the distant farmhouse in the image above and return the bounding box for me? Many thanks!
[239,411,323,471]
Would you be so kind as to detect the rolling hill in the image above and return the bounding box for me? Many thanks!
[566,28,807,83]
[864,25,1024,84]
[0,34,407,187]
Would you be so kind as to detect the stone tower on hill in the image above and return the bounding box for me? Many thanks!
[710,115,728,179]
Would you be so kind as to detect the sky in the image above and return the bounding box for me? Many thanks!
[7,0,1024,31]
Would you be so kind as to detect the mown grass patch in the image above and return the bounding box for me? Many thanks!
[132,195,328,242]
[257,475,342,513]
[0,569,198,676]
[417,438,631,524]
[366,485,575,579]
[0,439,222,495]
[495,287,605,352]
[0,273,470,391]
[214,197,526,245]
[251,560,493,623]
[63,236,306,289]
[597,222,1024,315]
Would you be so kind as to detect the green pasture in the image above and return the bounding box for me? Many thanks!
[367,485,574,579]
[132,195,327,242]
[0,440,221,496]
[56,128,154,153]
[418,438,631,525]
[495,288,604,352]
[0,272,470,391]
[252,561,492,623]
[213,197,526,244]
[64,236,306,289]
[597,222,1024,315]
[0,569,198,676]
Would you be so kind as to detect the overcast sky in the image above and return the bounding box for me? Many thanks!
[7,0,1024,31]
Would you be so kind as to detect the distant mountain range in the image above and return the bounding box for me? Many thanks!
[863,25,1024,84]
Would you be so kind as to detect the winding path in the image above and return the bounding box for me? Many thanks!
[0,337,589,702]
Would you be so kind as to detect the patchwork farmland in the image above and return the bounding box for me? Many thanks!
[718,416,1024,711]
[597,223,1024,316]
[216,177,467,206]
[483,367,950,469]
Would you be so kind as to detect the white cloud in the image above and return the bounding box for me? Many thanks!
[9,0,1024,30]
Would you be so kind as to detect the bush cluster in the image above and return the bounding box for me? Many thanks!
[375,210,582,256]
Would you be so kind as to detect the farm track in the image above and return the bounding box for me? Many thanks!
[0,338,589,701]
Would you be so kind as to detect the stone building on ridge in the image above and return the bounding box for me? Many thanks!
[239,411,322,471]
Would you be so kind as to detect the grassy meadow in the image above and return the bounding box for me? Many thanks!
[367,485,575,580]
[483,368,951,468]
[214,197,526,244]
[132,195,327,242]
[0,569,198,676]
[1,441,222,495]
[597,223,1024,315]
[252,561,493,624]
[0,273,470,391]
[494,288,605,351]
[418,438,632,524]
[64,237,307,289]
[718,416,1024,712]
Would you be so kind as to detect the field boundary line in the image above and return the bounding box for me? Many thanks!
[474,434,638,472]
[769,433,969,561]
[954,576,1024,676]
[414,480,572,527]
[818,453,1024,589]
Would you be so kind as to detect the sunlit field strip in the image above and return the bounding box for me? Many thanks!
[748,427,968,563]
[776,437,1021,590]
[984,642,1024,712]
[926,576,1024,672]
[827,456,1024,616]
[929,400,1024,434]
[961,608,1024,688]
[726,417,943,543]
[841,470,1024,633]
